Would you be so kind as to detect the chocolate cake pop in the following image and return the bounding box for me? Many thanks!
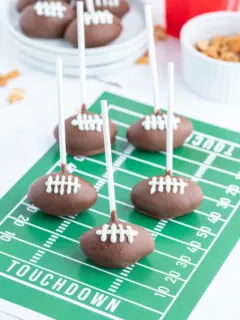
[17,0,71,12]
[131,63,203,220]
[80,100,154,268]
[84,0,130,18]
[64,10,122,48]
[127,5,192,152]
[20,1,75,38]
[55,2,117,156]
[28,58,97,217]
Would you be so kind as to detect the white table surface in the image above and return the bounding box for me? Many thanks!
[0,0,239,319]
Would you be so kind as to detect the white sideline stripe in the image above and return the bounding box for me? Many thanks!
[0,252,163,315]
[0,272,123,320]
[1,234,168,296]
[160,201,240,319]
[110,104,240,148]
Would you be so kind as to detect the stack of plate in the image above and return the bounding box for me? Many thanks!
[6,0,147,76]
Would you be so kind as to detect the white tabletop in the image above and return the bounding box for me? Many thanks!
[0,0,239,319]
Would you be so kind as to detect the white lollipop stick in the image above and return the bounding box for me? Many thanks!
[86,0,95,13]
[166,62,174,174]
[77,1,87,107]
[145,4,161,113]
[101,100,116,213]
[56,58,67,166]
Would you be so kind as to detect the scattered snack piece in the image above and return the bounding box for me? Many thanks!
[136,51,149,64]
[154,24,168,40]
[0,70,20,87]
[8,88,24,104]
[195,34,240,62]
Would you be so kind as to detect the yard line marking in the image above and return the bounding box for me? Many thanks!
[136,263,185,282]
[0,272,124,320]
[160,201,240,320]
[0,233,169,295]
[112,150,230,190]
[203,196,234,208]
[169,219,216,236]
[194,210,226,222]
[192,130,240,148]
[0,252,164,315]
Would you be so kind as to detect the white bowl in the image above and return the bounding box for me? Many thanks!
[180,11,240,105]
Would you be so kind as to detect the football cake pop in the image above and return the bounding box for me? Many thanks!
[64,0,122,48]
[19,1,75,38]
[127,5,192,152]
[28,58,97,216]
[84,0,129,18]
[80,100,154,268]
[131,63,203,219]
[55,2,117,156]
[17,0,71,12]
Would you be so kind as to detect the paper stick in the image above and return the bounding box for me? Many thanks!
[56,58,67,166]
[101,100,116,213]
[166,62,174,174]
[144,4,161,112]
[86,0,95,13]
[77,1,87,107]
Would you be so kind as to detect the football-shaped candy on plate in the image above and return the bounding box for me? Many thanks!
[83,0,130,18]
[16,0,71,12]
[131,174,203,219]
[19,1,75,38]
[127,111,193,152]
[80,211,154,268]
[27,166,97,216]
[54,106,118,156]
[64,11,122,48]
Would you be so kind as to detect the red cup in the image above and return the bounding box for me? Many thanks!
[166,0,240,38]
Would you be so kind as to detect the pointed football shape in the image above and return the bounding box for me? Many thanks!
[131,175,203,219]
[80,211,154,268]
[127,113,193,152]
[28,171,97,216]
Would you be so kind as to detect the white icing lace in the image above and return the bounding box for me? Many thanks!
[149,175,188,195]
[71,114,103,132]
[95,0,120,8]
[84,10,113,25]
[96,223,138,243]
[34,1,66,18]
[45,175,81,195]
[142,114,181,131]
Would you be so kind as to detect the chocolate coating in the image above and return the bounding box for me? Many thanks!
[127,113,193,152]
[64,15,122,48]
[131,175,203,219]
[27,169,97,216]
[82,0,130,18]
[17,0,71,12]
[80,211,154,268]
[19,3,75,38]
[54,110,118,156]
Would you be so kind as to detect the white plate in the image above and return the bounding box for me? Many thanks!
[9,30,147,67]
[14,43,147,76]
[6,0,147,68]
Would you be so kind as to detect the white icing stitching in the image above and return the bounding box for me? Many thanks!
[71,114,103,132]
[142,114,181,131]
[96,223,138,243]
[34,1,66,18]
[149,175,188,195]
[95,0,120,8]
[84,10,113,25]
[45,175,81,195]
